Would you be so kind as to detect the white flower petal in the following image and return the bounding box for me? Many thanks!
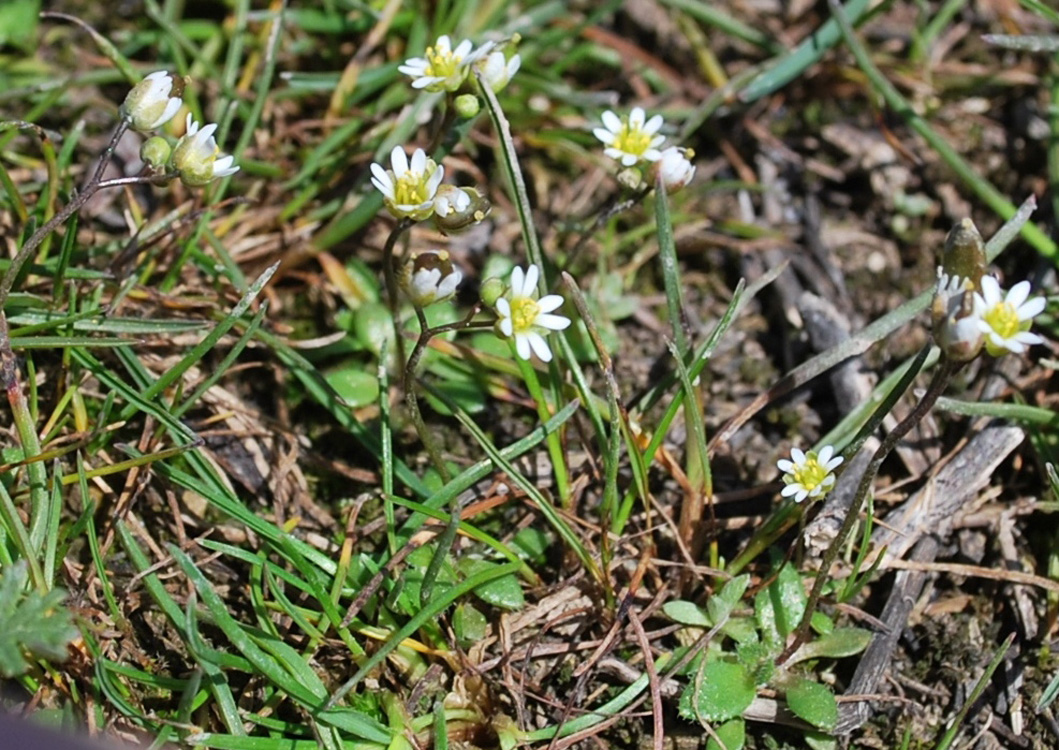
[1017,295,1046,320]
[537,294,564,314]
[515,333,532,360]
[601,110,622,132]
[410,148,426,174]
[790,447,806,464]
[390,146,408,175]
[509,267,525,297]
[526,331,553,361]
[522,264,540,296]
[781,484,802,498]
[536,313,570,331]
[644,114,664,134]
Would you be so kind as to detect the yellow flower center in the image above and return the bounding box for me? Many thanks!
[983,301,1019,339]
[393,171,430,206]
[423,45,462,79]
[614,122,652,156]
[791,454,830,493]
[509,296,540,333]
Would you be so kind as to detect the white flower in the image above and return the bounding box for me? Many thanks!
[933,267,984,362]
[777,445,843,503]
[172,114,239,186]
[495,264,571,362]
[399,250,462,307]
[653,146,695,193]
[974,276,1045,355]
[477,50,520,93]
[370,146,444,221]
[398,35,492,92]
[121,71,183,133]
[593,107,666,167]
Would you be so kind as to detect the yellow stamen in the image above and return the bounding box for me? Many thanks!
[510,296,540,333]
[983,301,1019,339]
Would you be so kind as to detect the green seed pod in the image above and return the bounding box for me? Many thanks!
[939,218,986,291]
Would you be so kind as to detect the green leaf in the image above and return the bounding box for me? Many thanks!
[791,627,873,664]
[707,574,750,624]
[324,366,379,407]
[459,559,525,610]
[0,561,79,677]
[0,0,39,53]
[706,718,745,750]
[755,562,806,645]
[680,659,756,723]
[453,603,488,647]
[786,678,838,732]
[663,600,711,627]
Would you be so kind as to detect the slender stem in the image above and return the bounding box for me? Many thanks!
[0,119,130,579]
[778,356,958,664]
[403,306,451,481]
[381,218,413,365]
[1,119,129,308]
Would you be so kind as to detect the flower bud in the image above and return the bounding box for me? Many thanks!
[480,277,504,308]
[939,218,985,292]
[121,71,184,133]
[140,136,172,171]
[476,50,521,93]
[432,185,491,235]
[398,250,463,308]
[932,269,983,362]
[652,147,695,193]
[454,94,480,119]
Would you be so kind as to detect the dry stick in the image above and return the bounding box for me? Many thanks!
[778,356,958,665]
[628,609,664,750]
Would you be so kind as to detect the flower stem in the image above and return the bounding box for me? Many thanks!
[403,307,451,481]
[778,355,958,664]
[381,218,413,365]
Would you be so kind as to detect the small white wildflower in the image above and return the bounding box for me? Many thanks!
[777,445,843,503]
[398,35,492,92]
[933,267,984,362]
[495,264,571,362]
[593,107,666,167]
[121,71,183,133]
[172,114,239,187]
[477,50,520,93]
[974,276,1045,356]
[370,146,444,221]
[399,250,462,308]
[653,146,696,193]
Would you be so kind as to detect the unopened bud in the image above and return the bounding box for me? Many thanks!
[454,94,480,119]
[398,250,463,308]
[652,147,695,193]
[432,185,491,235]
[140,136,171,171]
[932,268,983,362]
[480,277,504,308]
[121,71,184,133]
